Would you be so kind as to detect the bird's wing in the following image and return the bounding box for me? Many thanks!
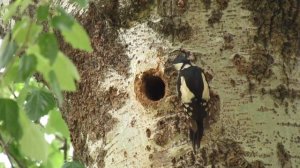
[181,66,204,101]
[177,74,182,99]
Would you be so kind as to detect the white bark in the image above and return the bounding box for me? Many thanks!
[83,0,300,167]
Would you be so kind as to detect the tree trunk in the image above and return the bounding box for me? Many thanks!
[62,0,300,167]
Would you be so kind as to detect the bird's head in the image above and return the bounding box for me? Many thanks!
[172,52,191,71]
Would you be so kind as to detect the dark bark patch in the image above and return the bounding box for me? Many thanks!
[277,143,292,168]
[146,145,151,151]
[157,0,189,17]
[173,139,265,167]
[232,54,248,74]
[266,84,300,114]
[146,128,152,138]
[153,130,170,146]
[251,160,266,168]
[216,0,229,10]
[174,151,196,167]
[64,86,127,166]
[71,3,130,76]
[152,0,192,42]
[244,0,300,83]
[148,17,192,42]
[60,4,132,167]
[206,0,230,27]
[222,32,234,50]
[232,47,274,83]
[153,115,189,146]
[130,117,137,127]
[201,0,211,10]
[270,84,289,102]
[91,0,154,28]
[149,154,154,160]
[205,91,221,128]
[248,49,274,82]
[208,10,223,26]
[269,84,300,102]
[230,79,236,87]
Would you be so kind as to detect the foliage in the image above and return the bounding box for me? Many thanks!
[62,161,85,168]
[0,0,91,167]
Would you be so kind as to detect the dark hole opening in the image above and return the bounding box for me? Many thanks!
[143,75,165,101]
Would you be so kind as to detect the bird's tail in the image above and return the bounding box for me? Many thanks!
[189,119,204,152]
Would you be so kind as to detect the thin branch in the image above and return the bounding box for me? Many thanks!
[0,20,34,86]
[55,134,65,142]
[0,134,25,168]
[38,120,69,162]
[8,86,17,99]
[0,136,14,168]
[14,20,33,57]
[59,138,68,162]
[60,138,68,162]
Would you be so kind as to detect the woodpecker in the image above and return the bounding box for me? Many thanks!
[173,51,210,151]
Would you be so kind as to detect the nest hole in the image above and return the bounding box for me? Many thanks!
[142,74,165,101]
[134,69,167,106]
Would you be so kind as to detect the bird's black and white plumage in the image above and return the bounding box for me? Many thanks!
[173,52,210,151]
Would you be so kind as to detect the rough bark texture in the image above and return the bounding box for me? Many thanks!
[62,0,300,167]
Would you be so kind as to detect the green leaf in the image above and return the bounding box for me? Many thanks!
[38,33,58,64]
[3,0,32,22]
[49,71,63,105]
[2,58,18,83]
[51,14,73,31]
[14,83,25,92]
[13,18,42,46]
[25,88,56,121]
[62,161,84,168]
[43,142,64,168]
[26,46,79,105]
[51,10,92,52]
[0,99,22,140]
[13,19,29,45]
[51,52,80,91]
[61,22,92,52]
[28,46,80,91]
[0,88,11,98]
[19,54,37,81]
[0,34,17,69]
[37,5,49,21]
[17,84,29,106]
[7,142,37,167]
[46,109,70,138]
[19,0,32,13]
[2,58,23,85]
[70,0,88,8]
[3,0,21,23]
[19,111,49,162]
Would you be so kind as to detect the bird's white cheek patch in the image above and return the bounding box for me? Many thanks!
[174,63,183,71]
[181,64,191,70]
[180,76,195,103]
[201,73,210,101]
